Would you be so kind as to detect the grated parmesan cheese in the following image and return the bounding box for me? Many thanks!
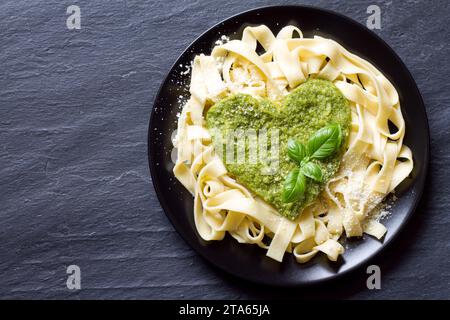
[215,35,230,46]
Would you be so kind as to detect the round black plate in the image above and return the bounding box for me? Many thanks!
[148,5,429,286]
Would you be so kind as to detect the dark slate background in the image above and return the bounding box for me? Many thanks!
[0,0,448,299]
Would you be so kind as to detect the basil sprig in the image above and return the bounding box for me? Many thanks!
[282,124,343,203]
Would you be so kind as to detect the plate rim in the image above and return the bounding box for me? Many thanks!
[147,4,430,287]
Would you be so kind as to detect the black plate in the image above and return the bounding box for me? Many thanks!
[148,5,429,286]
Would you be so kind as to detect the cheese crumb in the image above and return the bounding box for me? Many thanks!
[215,35,230,46]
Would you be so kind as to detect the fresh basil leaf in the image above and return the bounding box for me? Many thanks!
[307,124,342,160]
[301,162,323,182]
[287,139,307,164]
[282,168,306,203]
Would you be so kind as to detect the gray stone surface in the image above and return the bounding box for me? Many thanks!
[0,0,448,299]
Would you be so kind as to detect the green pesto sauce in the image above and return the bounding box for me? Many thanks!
[206,79,351,220]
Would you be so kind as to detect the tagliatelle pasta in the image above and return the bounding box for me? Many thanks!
[172,25,413,263]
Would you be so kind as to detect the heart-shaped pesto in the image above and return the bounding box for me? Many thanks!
[206,79,351,220]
